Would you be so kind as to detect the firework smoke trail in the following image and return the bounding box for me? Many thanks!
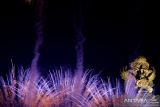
[21,0,44,105]
[30,0,44,78]
[75,28,85,73]
[72,0,87,104]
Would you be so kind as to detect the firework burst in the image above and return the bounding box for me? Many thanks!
[0,67,120,107]
[0,61,158,107]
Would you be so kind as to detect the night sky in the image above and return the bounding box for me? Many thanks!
[0,0,159,93]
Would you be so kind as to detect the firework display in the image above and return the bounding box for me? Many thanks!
[0,0,156,107]
[0,57,159,107]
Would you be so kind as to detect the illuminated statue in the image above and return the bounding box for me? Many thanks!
[121,56,156,94]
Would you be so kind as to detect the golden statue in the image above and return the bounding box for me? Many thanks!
[121,56,156,93]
